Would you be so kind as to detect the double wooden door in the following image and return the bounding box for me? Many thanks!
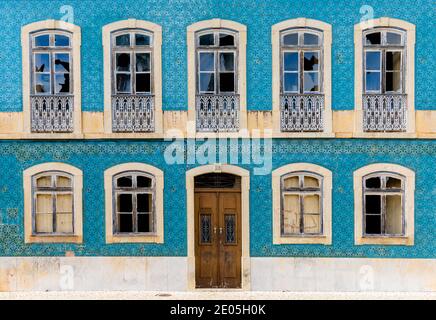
[195,191,242,288]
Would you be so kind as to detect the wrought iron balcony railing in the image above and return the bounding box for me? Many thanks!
[112,95,155,133]
[196,94,240,132]
[31,95,74,133]
[363,94,407,132]
[280,94,324,132]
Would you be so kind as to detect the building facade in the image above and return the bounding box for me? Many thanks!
[0,0,435,292]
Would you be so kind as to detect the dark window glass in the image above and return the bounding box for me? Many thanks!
[365,214,382,234]
[199,33,214,46]
[303,33,319,45]
[199,73,214,92]
[136,73,151,93]
[219,73,235,92]
[116,34,130,46]
[219,33,234,46]
[304,52,319,71]
[386,177,402,189]
[118,194,133,212]
[386,51,401,71]
[137,193,151,212]
[137,214,151,232]
[137,176,152,188]
[283,33,298,46]
[119,214,133,232]
[136,53,150,72]
[365,177,381,189]
[55,35,70,47]
[117,176,133,187]
[35,34,50,47]
[55,54,70,72]
[55,74,70,93]
[116,53,130,72]
[366,195,381,214]
[386,71,401,92]
[365,32,381,45]
[116,74,131,93]
[219,53,235,71]
[135,34,150,46]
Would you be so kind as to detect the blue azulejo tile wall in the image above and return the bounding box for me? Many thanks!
[0,139,435,258]
[0,0,434,112]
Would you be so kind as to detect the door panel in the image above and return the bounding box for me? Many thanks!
[195,191,242,289]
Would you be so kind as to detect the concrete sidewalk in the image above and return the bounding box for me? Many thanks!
[1,291,435,300]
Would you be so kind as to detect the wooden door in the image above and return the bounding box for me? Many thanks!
[195,191,241,288]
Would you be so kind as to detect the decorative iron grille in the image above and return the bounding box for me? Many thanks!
[112,95,155,133]
[31,95,74,133]
[363,94,407,132]
[196,94,240,132]
[280,94,324,132]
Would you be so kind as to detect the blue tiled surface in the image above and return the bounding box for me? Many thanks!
[0,0,434,112]
[0,139,434,258]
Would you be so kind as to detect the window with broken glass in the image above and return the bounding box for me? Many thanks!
[363,173,405,236]
[280,29,324,132]
[113,171,155,234]
[32,172,74,235]
[31,31,73,132]
[111,30,155,132]
[281,172,323,236]
[195,30,240,132]
[363,28,407,132]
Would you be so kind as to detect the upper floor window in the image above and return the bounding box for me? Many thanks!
[363,29,405,94]
[22,20,82,135]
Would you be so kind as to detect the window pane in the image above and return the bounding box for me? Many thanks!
[137,193,152,212]
[119,213,133,232]
[386,71,401,92]
[35,54,50,72]
[283,33,298,46]
[56,213,73,233]
[138,213,152,232]
[36,194,52,214]
[117,194,133,212]
[36,213,53,233]
[56,194,73,213]
[304,72,319,92]
[219,53,234,71]
[116,74,131,93]
[136,73,151,93]
[57,176,71,188]
[219,33,234,46]
[386,177,402,189]
[36,176,52,188]
[366,72,381,91]
[35,34,50,47]
[137,176,152,188]
[116,53,130,72]
[366,195,381,214]
[284,52,298,71]
[365,177,381,189]
[386,51,401,71]
[35,74,51,93]
[55,53,70,72]
[304,52,319,71]
[304,195,320,214]
[199,73,214,92]
[386,32,402,45]
[55,74,70,93]
[365,32,381,45]
[283,176,299,189]
[219,73,235,92]
[366,51,381,70]
[303,33,319,45]
[115,34,130,46]
[136,53,151,72]
[284,73,298,92]
[117,176,132,188]
[55,35,70,47]
[303,214,321,234]
[304,176,319,188]
[135,33,150,46]
[283,194,300,234]
[199,33,214,46]
[386,195,403,234]
[365,214,381,234]
[199,52,214,71]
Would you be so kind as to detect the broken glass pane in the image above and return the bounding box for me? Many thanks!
[35,74,51,93]
[365,32,381,45]
[55,74,70,93]
[365,177,381,189]
[55,53,70,72]
[35,53,50,72]
[199,33,214,46]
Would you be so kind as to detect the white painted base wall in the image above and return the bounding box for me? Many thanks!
[0,257,435,292]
